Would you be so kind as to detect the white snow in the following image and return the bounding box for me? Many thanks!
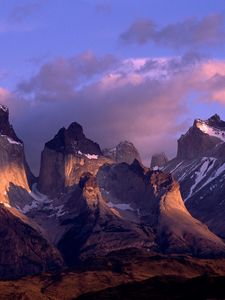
[201,162,225,189]
[23,184,67,217]
[20,184,51,214]
[78,151,98,160]
[0,105,8,112]
[0,134,22,146]
[55,205,66,217]
[196,121,225,142]
[168,161,183,174]
[6,137,22,145]
[21,201,39,213]
[29,183,49,202]
[85,154,98,160]
[186,159,209,200]
[107,201,134,211]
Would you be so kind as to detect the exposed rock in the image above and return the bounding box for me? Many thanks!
[150,152,168,169]
[0,105,34,207]
[177,118,222,159]
[42,159,225,263]
[97,161,225,257]
[0,204,63,279]
[46,122,102,156]
[0,105,22,143]
[163,114,225,239]
[103,141,141,164]
[57,173,155,265]
[38,122,111,196]
[1,254,225,300]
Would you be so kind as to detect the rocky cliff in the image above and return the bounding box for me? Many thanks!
[150,152,168,169]
[0,204,63,279]
[38,122,111,196]
[103,141,142,164]
[164,114,225,239]
[0,105,34,208]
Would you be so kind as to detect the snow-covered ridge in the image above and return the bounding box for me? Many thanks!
[196,120,225,142]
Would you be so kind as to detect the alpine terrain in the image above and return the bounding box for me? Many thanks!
[0,106,225,299]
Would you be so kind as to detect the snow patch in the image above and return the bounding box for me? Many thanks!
[107,201,134,211]
[186,158,210,201]
[6,137,22,145]
[30,183,49,202]
[0,134,22,146]
[78,151,98,160]
[196,121,225,142]
[0,105,8,112]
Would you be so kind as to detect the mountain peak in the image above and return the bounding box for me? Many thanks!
[151,152,168,169]
[0,104,22,144]
[103,140,141,164]
[67,122,85,140]
[177,114,225,159]
[209,114,221,122]
[45,121,102,155]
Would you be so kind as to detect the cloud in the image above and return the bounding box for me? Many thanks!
[17,51,119,102]
[120,14,225,49]
[2,52,225,175]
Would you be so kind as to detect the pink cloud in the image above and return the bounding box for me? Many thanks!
[1,53,225,174]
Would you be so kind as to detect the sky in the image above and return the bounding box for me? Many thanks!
[1,0,225,174]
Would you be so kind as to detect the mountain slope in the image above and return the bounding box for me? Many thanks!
[163,114,225,239]
[0,204,63,279]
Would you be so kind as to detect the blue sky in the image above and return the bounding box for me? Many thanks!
[1,0,225,172]
[1,0,225,85]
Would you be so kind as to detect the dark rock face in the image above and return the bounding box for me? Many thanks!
[0,105,22,144]
[96,161,225,257]
[103,141,141,164]
[51,159,225,264]
[46,122,102,155]
[177,114,225,160]
[177,124,220,159]
[38,122,108,196]
[207,114,225,130]
[150,152,168,168]
[0,205,63,279]
[57,172,156,266]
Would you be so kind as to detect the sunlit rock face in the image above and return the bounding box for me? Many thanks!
[57,173,156,266]
[96,160,225,257]
[0,105,33,207]
[38,122,112,196]
[0,204,63,279]
[54,160,225,264]
[177,115,225,159]
[163,115,225,240]
[150,152,168,169]
[103,141,142,164]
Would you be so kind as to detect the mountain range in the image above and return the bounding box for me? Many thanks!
[1,105,225,299]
